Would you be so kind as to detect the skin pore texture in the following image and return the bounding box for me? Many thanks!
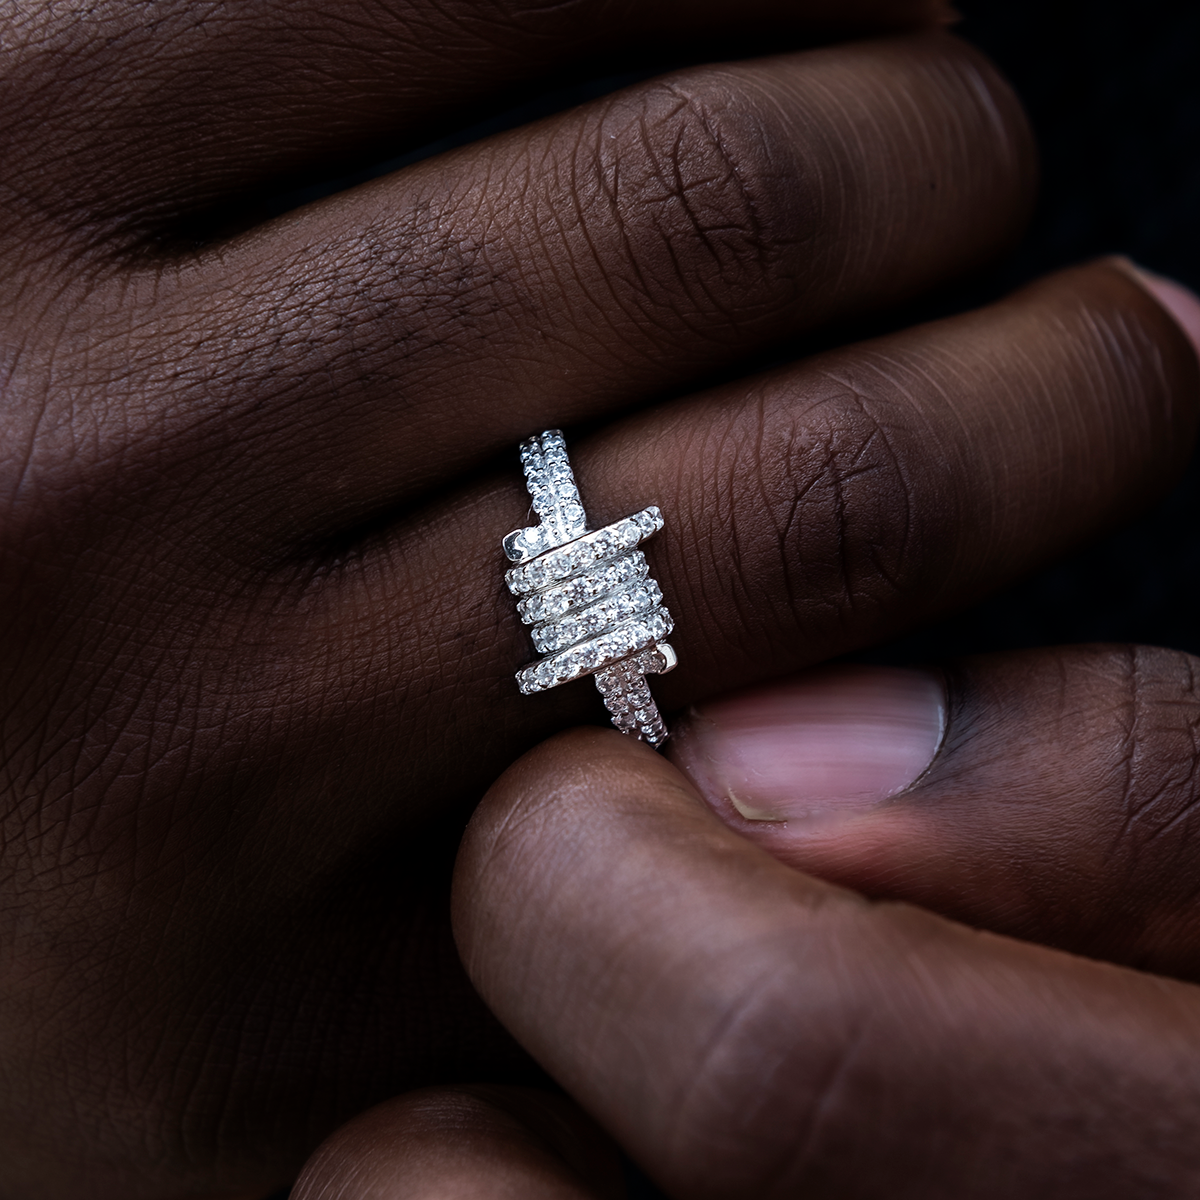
[2,0,1200,1196]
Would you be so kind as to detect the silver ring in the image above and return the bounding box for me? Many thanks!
[503,430,678,747]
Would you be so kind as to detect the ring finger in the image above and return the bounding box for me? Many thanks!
[294,260,1199,821]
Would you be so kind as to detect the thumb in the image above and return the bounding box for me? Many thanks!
[454,727,1200,1199]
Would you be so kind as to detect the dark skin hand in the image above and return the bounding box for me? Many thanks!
[4,0,1199,1195]
[294,645,1200,1198]
[446,687,1200,1199]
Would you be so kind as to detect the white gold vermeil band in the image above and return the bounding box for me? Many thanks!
[503,430,678,747]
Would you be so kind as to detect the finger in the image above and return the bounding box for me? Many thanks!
[19,263,1190,863]
[291,1087,624,1200]
[50,32,1033,515]
[276,261,1199,823]
[454,728,1200,1199]
[0,0,953,236]
[669,644,1200,983]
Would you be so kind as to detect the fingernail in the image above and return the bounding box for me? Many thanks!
[669,666,945,823]
[1112,258,1200,361]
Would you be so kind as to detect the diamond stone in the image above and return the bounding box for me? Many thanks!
[507,434,674,745]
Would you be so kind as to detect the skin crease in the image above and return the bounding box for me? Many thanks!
[1,0,1199,1197]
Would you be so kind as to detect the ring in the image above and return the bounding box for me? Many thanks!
[503,430,678,747]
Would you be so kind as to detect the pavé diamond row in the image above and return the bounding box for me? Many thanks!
[503,429,677,746]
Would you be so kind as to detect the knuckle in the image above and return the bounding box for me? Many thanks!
[1033,645,1200,970]
[687,374,931,649]
[775,381,923,614]
[574,69,808,323]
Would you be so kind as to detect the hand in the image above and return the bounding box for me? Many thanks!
[440,631,1200,1198]
[1,0,1194,1195]
[289,621,1200,1198]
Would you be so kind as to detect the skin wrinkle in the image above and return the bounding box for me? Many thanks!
[1112,647,1161,857]
[703,413,762,650]
[813,86,894,284]
[567,99,673,348]
[777,1007,872,1197]
[661,957,809,1179]
[590,79,785,339]
[1116,650,1200,853]
[753,386,802,625]
[659,77,783,314]
[841,349,991,586]
[819,378,914,614]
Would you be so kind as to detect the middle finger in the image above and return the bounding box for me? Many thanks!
[61,32,1033,532]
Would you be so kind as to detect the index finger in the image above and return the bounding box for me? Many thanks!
[454,728,1200,1198]
[0,0,952,246]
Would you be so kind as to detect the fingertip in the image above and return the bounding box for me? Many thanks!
[1108,257,1200,367]
[668,666,946,827]
[291,1088,624,1200]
